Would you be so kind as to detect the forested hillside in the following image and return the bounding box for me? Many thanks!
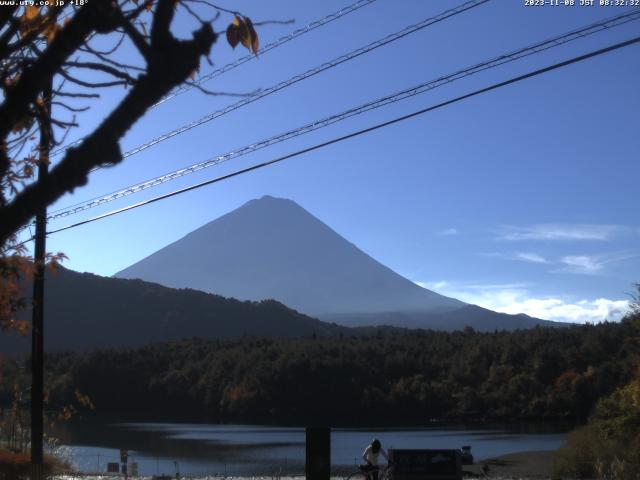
[9,315,635,426]
[553,296,640,479]
[0,267,347,353]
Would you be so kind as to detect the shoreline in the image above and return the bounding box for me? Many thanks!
[465,449,558,479]
[51,450,562,480]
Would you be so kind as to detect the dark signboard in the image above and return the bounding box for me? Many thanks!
[389,449,462,480]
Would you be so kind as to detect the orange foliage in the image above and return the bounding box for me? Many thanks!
[0,248,67,335]
[0,449,58,479]
[554,369,579,391]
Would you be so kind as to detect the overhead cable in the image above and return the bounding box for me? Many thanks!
[50,0,490,161]
[49,0,378,157]
[39,35,640,240]
[155,0,379,107]
[46,8,640,221]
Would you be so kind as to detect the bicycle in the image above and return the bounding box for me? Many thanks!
[345,463,393,480]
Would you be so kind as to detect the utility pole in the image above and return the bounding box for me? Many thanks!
[31,78,52,480]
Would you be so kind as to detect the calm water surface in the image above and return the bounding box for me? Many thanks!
[50,422,566,476]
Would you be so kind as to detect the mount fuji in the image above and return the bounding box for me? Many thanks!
[116,196,557,331]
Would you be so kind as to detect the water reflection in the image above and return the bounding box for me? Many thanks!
[49,422,566,476]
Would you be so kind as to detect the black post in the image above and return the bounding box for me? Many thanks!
[305,427,330,480]
[31,80,52,480]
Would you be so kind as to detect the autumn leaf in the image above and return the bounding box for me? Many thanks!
[46,252,67,274]
[57,405,76,421]
[19,6,61,43]
[75,389,95,409]
[19,5,43,39]
[238,16,256,54]
[243,17,259,54]
[226,15,259,55]
[226,16,242,49]
[4,74,20,89]
[11,115,33,134]
[237,16,250,50]
[42,20,61,44]
[23,5,39,22]
[13,320,30,336]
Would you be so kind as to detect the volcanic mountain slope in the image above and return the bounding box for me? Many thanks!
[116,196,558,331]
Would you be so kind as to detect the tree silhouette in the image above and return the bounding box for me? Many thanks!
[0,0,259,331]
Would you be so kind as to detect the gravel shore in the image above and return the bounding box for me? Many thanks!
[52,450,561,480]
[464,450,557,479]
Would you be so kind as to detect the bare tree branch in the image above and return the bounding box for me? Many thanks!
[59,68,132,88]
[185,80,257,98]
[65,61,137,83]
[0,11,217,244]
[51,102,90,113]
[0,2,106,148]
[81,31,127,56]
[52,89,100,98]
[80,41,145,72]
[117,12,152,61]
[0,7,20,55]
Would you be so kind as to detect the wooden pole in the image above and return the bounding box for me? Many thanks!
[31,78,52,480]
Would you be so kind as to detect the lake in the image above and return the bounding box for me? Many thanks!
[49,422,566,476]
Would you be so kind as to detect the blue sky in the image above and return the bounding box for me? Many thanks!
[27,0,639,323]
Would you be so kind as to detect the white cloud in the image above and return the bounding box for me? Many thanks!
[483,250,638,275]
[554,252,640,275]
[559,255,603,274]
[416,280,629,324]
[496,297,628,324]
[514,252,549,264]
[480,252,548,264]
[439,228,458,236]
[498,224,625,242]
[427,280,450,290]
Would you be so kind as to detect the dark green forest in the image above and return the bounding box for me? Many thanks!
[2,313,638,426]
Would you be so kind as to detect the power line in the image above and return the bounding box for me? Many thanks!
[49,0,378,157]
[40,35,640,240]
[46,8,640,221]
[49,0,490,162]
[121,0,489,159]
[154,0,378,107]
[13,0,492,239]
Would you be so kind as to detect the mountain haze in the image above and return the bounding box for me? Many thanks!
[117,196,463,316]
[117,196,556,330]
